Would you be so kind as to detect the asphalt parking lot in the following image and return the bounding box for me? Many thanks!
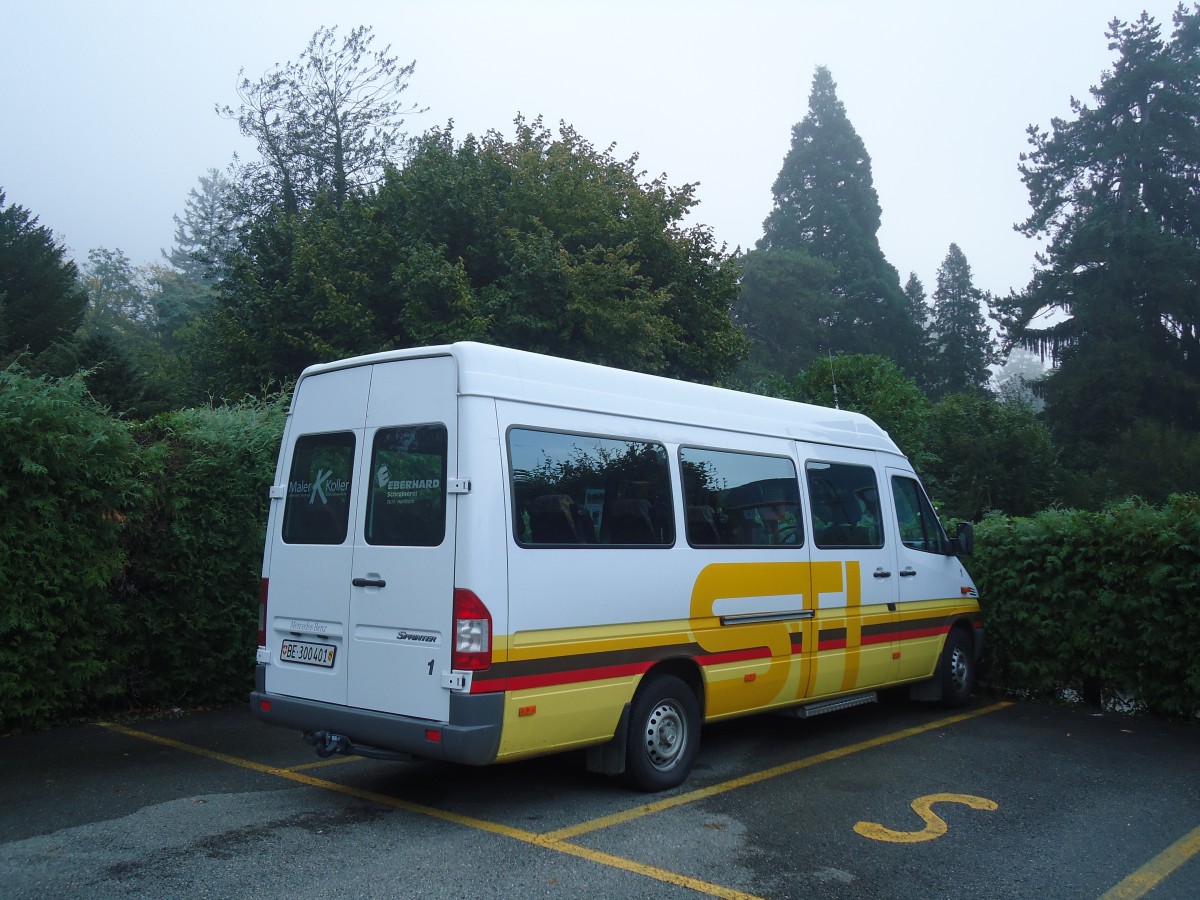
[1,697,1197,899]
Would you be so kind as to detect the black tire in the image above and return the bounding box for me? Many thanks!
[939,627,975,708]
[624,674,700,792]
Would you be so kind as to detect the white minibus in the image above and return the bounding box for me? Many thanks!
[252,342,982,790]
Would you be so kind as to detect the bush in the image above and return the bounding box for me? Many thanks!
[972,495,1200,717]
[0,367,285,729]
[116,401,285,707]
[0,368,143,727]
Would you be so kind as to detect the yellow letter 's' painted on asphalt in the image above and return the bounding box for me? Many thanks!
[853,793,998,843]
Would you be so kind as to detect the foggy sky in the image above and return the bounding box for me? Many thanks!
[2,0,1187,299]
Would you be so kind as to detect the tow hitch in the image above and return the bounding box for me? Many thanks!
[304,730,413,761]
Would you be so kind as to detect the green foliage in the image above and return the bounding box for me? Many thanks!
[926,244,994,399]
[756,67,925,371]
[972,496,1200,718]
[781,353,930,467]
[116,400,285,707]
[732,247,837,380]
[0,368,142,727]
[204,117,746,389]
[1003,8,1200,504]
[0,190,88,358]
[922,391,1060,520]
[0,367,284,729]
[219,25,421,216]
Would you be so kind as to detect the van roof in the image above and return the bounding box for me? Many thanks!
[296,342,905,457]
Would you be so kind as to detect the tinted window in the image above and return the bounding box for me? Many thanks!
[680,448,802,547]
[366,425,448,546]
[806,461,884,549]
[282,432,355,545]
[891,475,950,554]
[509,429,674,546]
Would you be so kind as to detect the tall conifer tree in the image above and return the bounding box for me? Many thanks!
[758,67,924,370]
[927,244,994,399]
[1003,7,1200,500]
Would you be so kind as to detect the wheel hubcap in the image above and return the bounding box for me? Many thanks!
[644,700,687,770]
[949,647,969,692]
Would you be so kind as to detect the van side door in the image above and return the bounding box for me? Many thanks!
[802,448,899,694]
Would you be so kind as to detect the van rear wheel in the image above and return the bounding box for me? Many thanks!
[625,674,700,792]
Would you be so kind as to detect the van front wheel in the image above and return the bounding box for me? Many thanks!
[625,674,700,792]
[939,627,975,708]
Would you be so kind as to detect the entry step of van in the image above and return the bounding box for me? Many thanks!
[788,692,877,718]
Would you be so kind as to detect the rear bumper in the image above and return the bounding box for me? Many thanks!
[250,666,503,766]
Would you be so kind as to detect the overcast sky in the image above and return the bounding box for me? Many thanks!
[2,0,1187,300]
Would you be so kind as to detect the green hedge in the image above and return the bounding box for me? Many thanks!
[0,367,284,729]
[0,370,143,726]
[4,367,1198,727]
[971,495,1200,718]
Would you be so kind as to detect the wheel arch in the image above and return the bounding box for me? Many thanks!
[640,657,706,715]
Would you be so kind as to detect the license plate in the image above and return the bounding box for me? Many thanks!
[280,639,336,668]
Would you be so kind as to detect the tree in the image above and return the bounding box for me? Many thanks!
[81,247,155,334]
[1001,7,1200,500]
[0,190,88,358]
[781,353,930,465]
[729,247,838,383]
[164,168,236,282]
[757,67,925,370]
[922,392,1061,520]
[219,25,422,215]
[927,244,995,399]
[204,117,746,391]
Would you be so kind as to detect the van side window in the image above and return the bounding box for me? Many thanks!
[679,448,802,547]
[282,432,356,545]
[509,428,674,547]
[891,475,950,554]
[806,461,884,549]
[366,424,448,547]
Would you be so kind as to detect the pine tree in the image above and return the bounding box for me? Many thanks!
[165,168,236,282]
[758,67,925,370]
[1002,7,1200,500]
[928,244,994,399]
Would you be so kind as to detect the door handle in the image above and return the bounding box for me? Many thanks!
[873,568,892,579]
[352,578,387,588]
[899,567,917,577]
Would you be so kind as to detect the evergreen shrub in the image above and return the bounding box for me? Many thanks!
[972,495,1200,718]
[0,369,143,727]
[0,367,284,729]
[117,400,285,708]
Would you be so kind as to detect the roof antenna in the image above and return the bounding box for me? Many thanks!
[828,351,840,409]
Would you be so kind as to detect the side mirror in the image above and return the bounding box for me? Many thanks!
[953,521,975,557]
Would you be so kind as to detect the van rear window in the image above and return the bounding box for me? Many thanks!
[282,432,356,545]
[366,424,448,546]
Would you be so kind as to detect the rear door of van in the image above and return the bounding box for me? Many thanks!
[347,355,457,721]
[266,354,458,723]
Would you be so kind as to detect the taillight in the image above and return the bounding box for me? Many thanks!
[258,578,269,647]
[452,588,492,671]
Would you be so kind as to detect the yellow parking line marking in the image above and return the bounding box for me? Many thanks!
[543,701,1013,841]
[1099,823,1200,900]
[285,755,363,771]
[99,722,763,900]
